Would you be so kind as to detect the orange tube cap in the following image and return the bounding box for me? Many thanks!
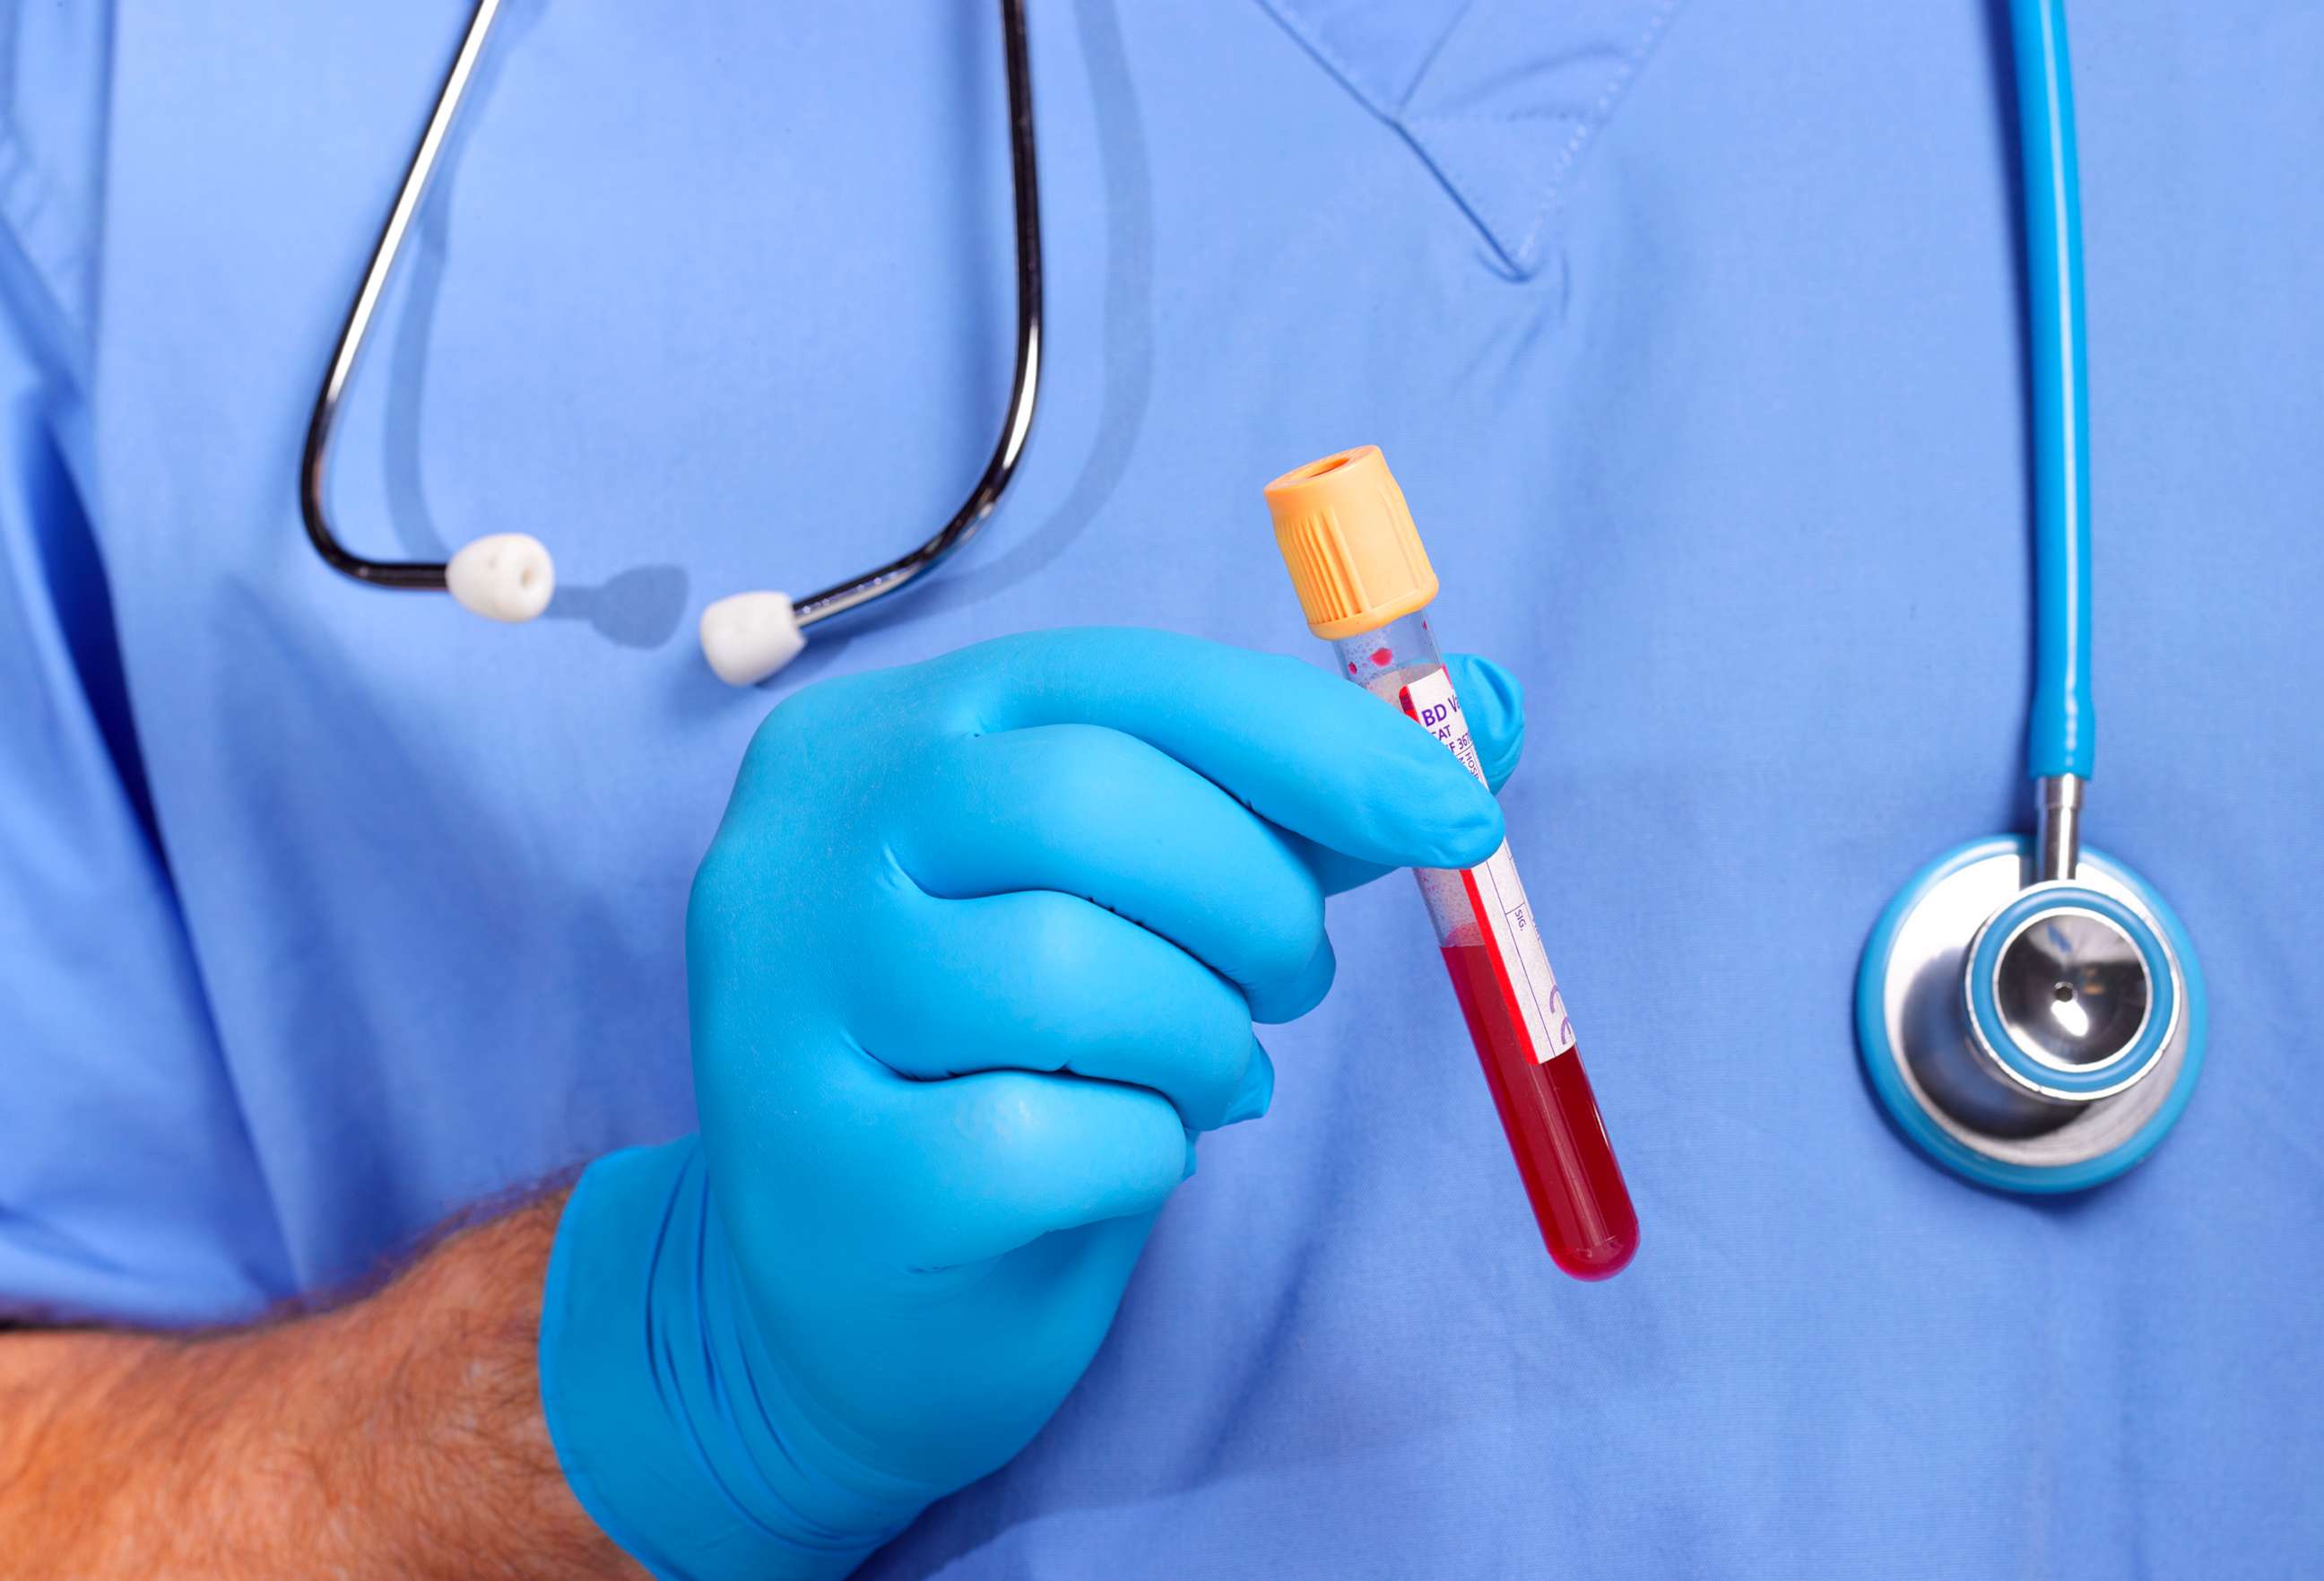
[1263,446,1438,640]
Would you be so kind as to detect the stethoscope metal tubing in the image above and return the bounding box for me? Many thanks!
[299,0,506,591]
[299,0,1045,623]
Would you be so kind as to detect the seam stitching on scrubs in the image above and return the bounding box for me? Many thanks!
[1408,110,1590,124]
[1509,0,1687,273]
[1398,0,1485,116]
[1253,0,1691,280]
[1249,2,1533,274]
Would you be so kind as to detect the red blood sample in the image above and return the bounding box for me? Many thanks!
[1440,937,1639,1279]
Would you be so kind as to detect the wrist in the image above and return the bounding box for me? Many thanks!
[539,1140,927,1581]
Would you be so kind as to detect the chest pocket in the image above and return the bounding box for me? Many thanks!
[1255,0,1684,280]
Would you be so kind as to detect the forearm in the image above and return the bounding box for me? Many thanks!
[0,1192,641,1580]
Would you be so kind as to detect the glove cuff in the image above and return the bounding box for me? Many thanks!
[538,1139,917,1581]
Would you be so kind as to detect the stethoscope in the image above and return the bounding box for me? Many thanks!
[308,1,2202,1185]
[299,0,1045,687]
[1857,0,2205,1192]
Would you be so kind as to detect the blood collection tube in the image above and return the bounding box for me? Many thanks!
[1264,447,1638,1279]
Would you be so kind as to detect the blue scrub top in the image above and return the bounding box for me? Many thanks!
[4,2,2320,1574]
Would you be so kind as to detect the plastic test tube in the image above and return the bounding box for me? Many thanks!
[1265,446,1638,1280]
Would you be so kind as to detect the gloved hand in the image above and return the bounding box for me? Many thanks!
[540,629,1525,1580]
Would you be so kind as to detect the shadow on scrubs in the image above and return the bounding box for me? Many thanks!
[748,0,1158,704]
[1976,0,2055,768]
[902,0,1158,631]
[377,0,691,651]
[767,0,1153,706]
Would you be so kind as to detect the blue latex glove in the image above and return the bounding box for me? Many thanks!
[540,629,1525,1579]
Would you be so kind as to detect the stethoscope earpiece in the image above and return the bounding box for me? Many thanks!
[446,533,556,623]
[699,592,806,687]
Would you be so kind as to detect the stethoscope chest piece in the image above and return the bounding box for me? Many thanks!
[1858,837,2206,1193]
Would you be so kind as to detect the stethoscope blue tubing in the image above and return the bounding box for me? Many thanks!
[1857,837,2208,1194]
[2014,0,2094,779]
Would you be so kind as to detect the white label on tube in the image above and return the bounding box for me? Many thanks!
[1400,667,1575,1062]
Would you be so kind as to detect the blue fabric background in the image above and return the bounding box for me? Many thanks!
[3,0,2318,1573]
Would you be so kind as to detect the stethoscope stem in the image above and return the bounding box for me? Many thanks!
[2033,773,2084,882]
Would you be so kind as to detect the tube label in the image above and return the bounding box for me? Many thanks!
[1400,668,1575,1062]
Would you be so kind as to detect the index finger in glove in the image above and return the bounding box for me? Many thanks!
[924,628,1505,875]
[1287,652,1528,895]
